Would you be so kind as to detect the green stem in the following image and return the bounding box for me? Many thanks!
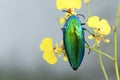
[97,46,109,80]
[114,31,119,80]
[92,42,97,48]
[86,4,90,18]
[114,1,120,29]
[113,1,120,80]
[86,46,114,61]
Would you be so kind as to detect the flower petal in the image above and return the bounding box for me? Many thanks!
[40,38,57,64]
[87,16,100,28]
[40,37,53,51]
[56,0,81,10]
[59,17,66,26]
[63,56,68,61]
[88,35,94,39]
[84,0,90,4]
[98,19,111,35]
[43,51,57,64]
[53,44,63,57]
[103,39,110,43]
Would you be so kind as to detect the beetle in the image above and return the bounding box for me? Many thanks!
[61,10,91,70]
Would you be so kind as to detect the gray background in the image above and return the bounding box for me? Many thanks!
[0,0,120,80]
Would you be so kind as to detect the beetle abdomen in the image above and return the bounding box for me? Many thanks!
[63,15,85,70]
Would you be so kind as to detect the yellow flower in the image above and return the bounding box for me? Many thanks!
[53,41,68,61]
[40,38,68,64]
[87,16,111,44]
[84,0,90,4]
[87,16,100,28]
[40,38,57,64]
[56,0,81,10]
[58,17,66,26]
[97,19,111,35]
[53,43,63,57]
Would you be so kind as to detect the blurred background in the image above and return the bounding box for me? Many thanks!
[0,0,120,80]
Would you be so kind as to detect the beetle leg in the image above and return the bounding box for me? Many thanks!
[61,28,63,30]
[61,25,67,30]
[77,14,85,19]
[85,41,91,54]
[81,23,86,25]
[83,27,95,36]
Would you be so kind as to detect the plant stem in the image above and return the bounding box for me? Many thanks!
[114,31,119,80]
[114,1,120,29]
[97,46,109,80]
[113,1,120,80]
[86,4,90,18]
[86,46,114,61]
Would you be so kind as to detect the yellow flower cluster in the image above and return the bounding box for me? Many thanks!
[40,38,67,64]
[56,0,90,26]
[87,16,111,44]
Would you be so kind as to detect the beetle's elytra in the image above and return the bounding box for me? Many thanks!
[63,15,85,70]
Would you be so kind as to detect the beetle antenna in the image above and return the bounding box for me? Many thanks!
[62,10,70,13]
[77,14,85,19]
[62,10,67,12]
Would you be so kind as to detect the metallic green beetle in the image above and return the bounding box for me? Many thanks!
[63,15,85,70]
